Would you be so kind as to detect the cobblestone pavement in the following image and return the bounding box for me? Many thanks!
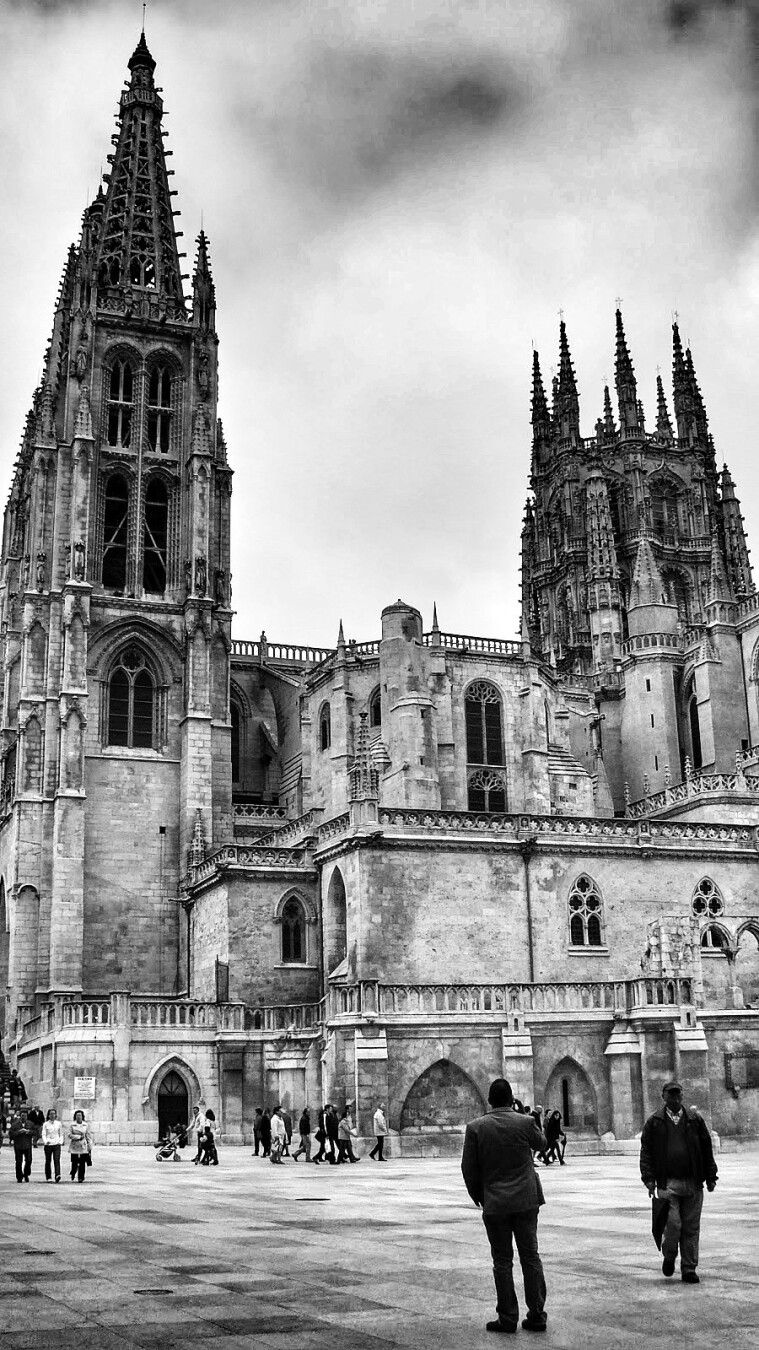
[0,1145,756,1349]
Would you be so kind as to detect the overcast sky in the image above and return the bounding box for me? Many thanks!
[1,0,757,646]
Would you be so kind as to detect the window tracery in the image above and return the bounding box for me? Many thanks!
[691,878,724,919]
[101,473,130,591]
[281,896,307,964]
[467,768,507,813]
[568,875,604,947]
[106,646,155,749]
[142,478,169,594]
[107,360,134,448]
[146,364,173,453]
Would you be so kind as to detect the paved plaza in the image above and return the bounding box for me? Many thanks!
[0,1145,756,1349]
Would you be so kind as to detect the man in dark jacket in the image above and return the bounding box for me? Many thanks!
[640,1080,718,1284]
[462,1078,548,1335]
[9,1108,35,1182]
[8,1069,26,1109]
[325,1104,339,1164]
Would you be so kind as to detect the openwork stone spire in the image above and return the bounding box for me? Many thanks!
[630,537,665,607]
[614,308,639,434]
[94,33,185,309]
[556,319,580,444]
[655,373,673,439]
[349,711,379,803]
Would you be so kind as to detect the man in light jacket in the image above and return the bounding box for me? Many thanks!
[461,1078,548,1335]
[369,1103,388,1161]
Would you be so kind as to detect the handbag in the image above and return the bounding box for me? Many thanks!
[651,1194,669,1249]
[85,1151,92,1168]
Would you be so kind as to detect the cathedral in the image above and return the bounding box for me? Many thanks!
[1,35,757,1149]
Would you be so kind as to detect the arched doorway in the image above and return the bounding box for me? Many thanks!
[157,1069,189,1137]
[400,1060,485,1132]
[544,1057,598,1134]
[324,867,347,976]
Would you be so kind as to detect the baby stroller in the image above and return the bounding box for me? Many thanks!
[155,1127,183,1162]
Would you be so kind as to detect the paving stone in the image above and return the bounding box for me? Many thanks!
[0,1147,755,1349]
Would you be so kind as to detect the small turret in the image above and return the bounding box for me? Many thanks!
[531,349,551,463]
[672,321,693,442]
[602,384,616,442]
[719,464,752,597]
[655,373,674,440]
[192,230,216,333]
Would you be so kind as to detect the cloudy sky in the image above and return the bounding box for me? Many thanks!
[1,0,757,646]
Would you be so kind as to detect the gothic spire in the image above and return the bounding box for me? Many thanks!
[93,33,185,311]
[531,349,551,441]
[348,711,379,803]
[556,319,580,444]
[602,384,616,440]
[614,308,639,434]
[655,374,673,440]
[719,464,752,597]
[672,320,692,441]
[708,527,733,603]
[685,345,708,440]
[192,230,216,332]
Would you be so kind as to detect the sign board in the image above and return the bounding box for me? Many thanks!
[73,1076,96,1100]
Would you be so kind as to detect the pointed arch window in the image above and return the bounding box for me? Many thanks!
[465,681,504,766]
[700,924,729,951]
[231,702,241,783]
[369,688,382,729]
[142,478,168,595]
[281,896,307,964]
[147,364,173,454]
[107,647,155,749]
[467,767,507,813]
[107,360,134,448]
[691,877,724,919]
[319,704,331,752]
[568,875,605,947]
[102,474,130,591]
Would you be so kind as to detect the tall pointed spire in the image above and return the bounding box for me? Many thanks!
[719,464,752,597]
[708,528,732,603]
[93,33,185,312]
[192,230,216,332]
[556,319,580,445]
[531,349,551,443]
[685,345,708,440]
[614,308,639,434]
[672,320,692,441]
[348,711,379,804]
[602,384,616,440]
[655,374,673,440]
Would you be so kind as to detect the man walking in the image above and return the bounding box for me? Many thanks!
[640,1080,718,1284]
[369,1102,388,1161]
[292,1107,312,1162]
[9,1108,35,1183]
[462,1078,548,1335]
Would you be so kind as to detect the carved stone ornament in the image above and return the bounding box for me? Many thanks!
[195,339,211,401]
[214,568,227,605]
[35,551,46,591]
[184,558,193,595]
[73,540,85,581]
[194,554,207,597]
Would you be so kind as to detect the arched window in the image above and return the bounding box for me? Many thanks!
[651,479,680,538]
[319,704,331,751]
[369,687,382,729]
[147,365,173,454]
[688,688,702,771]
[102,474,130,591]
[691,878,724,919]
[700,924,729,951]
[231,702,241,783]
[568,875,604,947]
[107,647,155,749]
[465,681,504,766]
[281,896,307,964]
[107,360,134,448]
[467,768,507,813]
[142,478,169,595]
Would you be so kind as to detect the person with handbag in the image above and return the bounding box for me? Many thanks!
[68,1109,93,1182]
[336,1106,360,1163]
[42,1108,65,1182]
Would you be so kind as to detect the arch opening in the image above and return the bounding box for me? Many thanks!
[544,1057,598,1134]
[157,1068,190,1137]
[400,1059,485,1132]
[324,867,347,976]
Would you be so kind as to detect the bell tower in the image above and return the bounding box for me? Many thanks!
[0,33,233,1016]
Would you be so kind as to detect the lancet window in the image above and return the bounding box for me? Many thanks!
[281,896,307,964]
[107,360,135,448]
[319,704,331,751]
[142,478,169,595]
[465,681,504,766]
[106,647,155,749]
[101,474,130,591]
[568,875,605,947]
[146,364,173,453]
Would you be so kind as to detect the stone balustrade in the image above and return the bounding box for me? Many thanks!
[232,803,287,823]
[185,843,314,889]
[423,631,522,657]
[231,638,334,664]
[256,807,324,848]
[626,769,759,819]
[623,631,682,655]
[375,805,756,849]
[317,812,351,843]
[62,1001,111,1028]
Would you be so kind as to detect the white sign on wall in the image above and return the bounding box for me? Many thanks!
[73,1076,96,1100]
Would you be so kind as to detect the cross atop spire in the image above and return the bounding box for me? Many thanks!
[556,319,580,444]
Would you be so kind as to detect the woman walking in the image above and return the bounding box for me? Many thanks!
[542,1109,567,1165]
[337,1106,360,1163]
[68,1110,92,1182]
[42,1108,64,1182]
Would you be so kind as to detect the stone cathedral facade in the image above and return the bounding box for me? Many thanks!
[1,36,757,1149]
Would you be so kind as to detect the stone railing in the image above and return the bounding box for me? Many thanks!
[245,999,326,1033]
[62,1001,111,1028]
[376,805,757,848]
[232,803,287,824]
[623,631,682,656]
[325,978,697,1019]
[736,745,759,772]
[626,769,759,818]
[423,631,522,657]
[129,998,236,1029]
[231,638,334,664]
[256,808,324,848]
[317,812,351,844]
[737,591,759,620]
[186,843,314,887]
